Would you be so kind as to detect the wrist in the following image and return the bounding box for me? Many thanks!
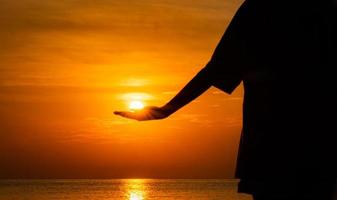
[161,104,176,116]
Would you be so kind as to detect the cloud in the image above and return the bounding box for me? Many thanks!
[0,0,244,90]
[85,117,132,129]
[162,91,178,95]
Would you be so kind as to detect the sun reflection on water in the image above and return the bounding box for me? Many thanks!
[124,179,147,200]
[129,191,144,200]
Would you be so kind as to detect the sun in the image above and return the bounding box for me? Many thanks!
[129,100,145,110]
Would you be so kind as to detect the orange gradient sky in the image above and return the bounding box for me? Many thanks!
[0,0,244,178]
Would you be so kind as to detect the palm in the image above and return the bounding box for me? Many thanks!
[114,106,169,121]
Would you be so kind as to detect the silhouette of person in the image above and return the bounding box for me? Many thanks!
[115,1,337,199]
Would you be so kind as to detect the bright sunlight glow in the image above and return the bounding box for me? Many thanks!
[130,192,144,200]
[129,100,145,110]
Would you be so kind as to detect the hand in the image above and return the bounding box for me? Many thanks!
[114,106,171,121]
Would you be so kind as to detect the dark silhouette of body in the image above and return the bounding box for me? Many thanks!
[115,1,337,199]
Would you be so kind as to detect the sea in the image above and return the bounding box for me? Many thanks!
[0,179,252,200]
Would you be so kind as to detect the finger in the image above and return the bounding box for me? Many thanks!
[114,111,143,121]
[114,111,133,117]
[114,111,133,118]
[113,111,123,115]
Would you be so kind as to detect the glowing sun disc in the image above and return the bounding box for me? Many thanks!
[129,101,144,110]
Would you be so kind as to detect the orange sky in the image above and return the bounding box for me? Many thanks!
[0,0,244,178]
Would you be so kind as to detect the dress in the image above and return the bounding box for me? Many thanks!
[200,0,337,195]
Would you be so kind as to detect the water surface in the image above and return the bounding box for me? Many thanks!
[0,179,252,200]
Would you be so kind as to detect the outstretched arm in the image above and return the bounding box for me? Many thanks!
[114,66,212,121]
